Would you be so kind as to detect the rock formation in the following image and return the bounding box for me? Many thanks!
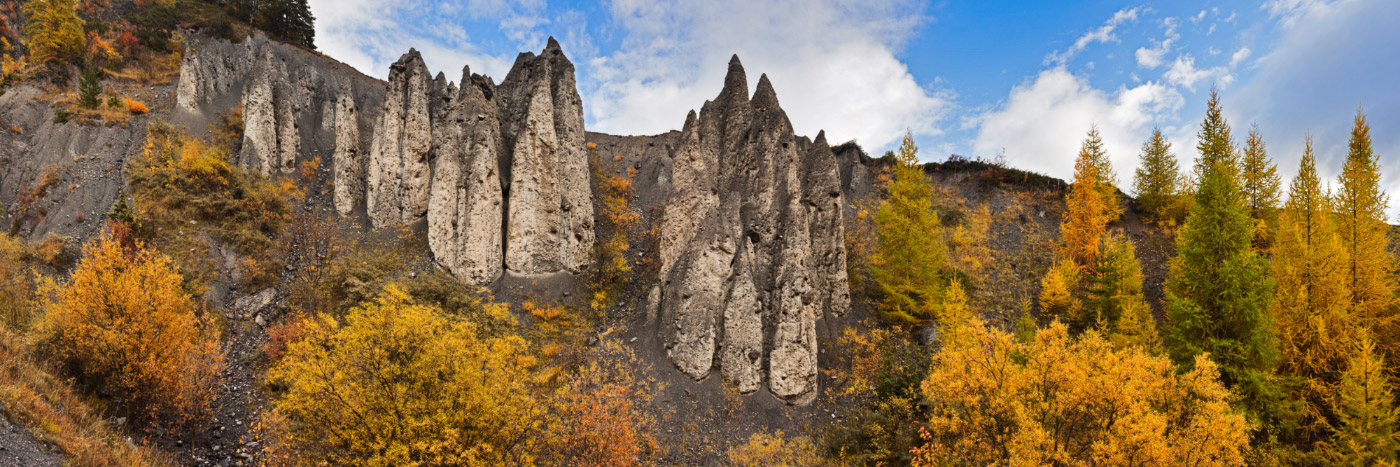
[654,56,850,402]
[427,68,505,285]
[495,38,594,275]
[354,39,594,282]
[332,80,363,215]
[366,50,436,228]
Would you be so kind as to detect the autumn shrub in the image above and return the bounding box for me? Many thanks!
[913,318,1250,466]
[128,120,294,254]
[555,342,658,467]
[36,228,224,427]
[729,431,826,467]
[124,97,148,114]
[269,285,552,466]
[0,326,173,467]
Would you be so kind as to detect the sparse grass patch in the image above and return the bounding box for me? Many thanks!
[0,326,174,467]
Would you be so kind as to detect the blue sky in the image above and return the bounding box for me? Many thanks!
[308,0,1400,212]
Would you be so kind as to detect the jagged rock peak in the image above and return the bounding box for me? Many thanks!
[654,57,850,403]
[722,55,749,101]
[752,73,780,109]
[366,48,435,228]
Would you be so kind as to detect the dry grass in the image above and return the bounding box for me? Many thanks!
[0,327,173,467]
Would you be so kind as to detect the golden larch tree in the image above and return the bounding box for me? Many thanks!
[1060,133,1113,268]
[1327,334,1400,466]
[1273,138,1360,443]
[21,0,83,65]
[1335,109,1397,359]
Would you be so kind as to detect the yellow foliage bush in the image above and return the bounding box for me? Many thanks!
[269,285,552,466]
[915,318,1250,466]
[37,228,224,426]
[728,431,826,467]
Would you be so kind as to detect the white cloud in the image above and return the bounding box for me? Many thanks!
[1229,47,1252,67]
[585,0,949,151]
[1164,54,1232,91]
[971,67,1185,185]
[307,0,537,80]
[1134,17,1179,69]
[1191,10,1207,22]
[1045,8,1141,66]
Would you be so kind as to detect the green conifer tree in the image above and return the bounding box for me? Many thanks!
[1165,95,1282,432]
[1084,232,1148,333]
[1241,124,1282,251]
[1133,128,1182,225]
[871,132,947,325]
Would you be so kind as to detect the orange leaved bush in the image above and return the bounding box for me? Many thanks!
[38,226,224,426]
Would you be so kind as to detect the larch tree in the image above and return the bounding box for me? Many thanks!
[1327,334,1400,466]
[1060,133,1113,268]
[1165,97,1282,431]
[1335,109,1397,360]
[21,0,84,65]
[1272,138,1360,443]
[1083,126,1123,219]
[1133,128,1183,225]
[1241,124,1282,252]
[870,132,948,325]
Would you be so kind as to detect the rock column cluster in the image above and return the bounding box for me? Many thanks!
[654,56,850,402]
[338,39,595,283]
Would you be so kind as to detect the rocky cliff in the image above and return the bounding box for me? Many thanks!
[651,57,850,402]
[173,35,852,402]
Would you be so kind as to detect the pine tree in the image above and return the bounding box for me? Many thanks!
[248,0,316,50]
[871,132,947,325]
[1165,97,1281,431]
[1242,124,1282,251]
[1061,134,1113,268]
[1328,334,1400,466]
[1082,126,1123,219]
[1273,138,1360,442]
[1193,90,1239,184]
[1133,128,1182,225]
[1335,109,1397,359]
[1084,232,1149,334]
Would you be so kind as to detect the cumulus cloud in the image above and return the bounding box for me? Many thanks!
[971,67,1185,185]
[307,0,553,80]
[584,0,950,150]
[1229,47,1251,67]
[1134,17,1179,69]
[1164,54,1233,91]
[1045,8,1141,66]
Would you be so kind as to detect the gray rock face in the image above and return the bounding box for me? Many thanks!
[655,56,850,403]
[495,38,595,275]
[427,69,506,284]
[333,80,363,216]
[239,47,299,175]
[366,49,436,228]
